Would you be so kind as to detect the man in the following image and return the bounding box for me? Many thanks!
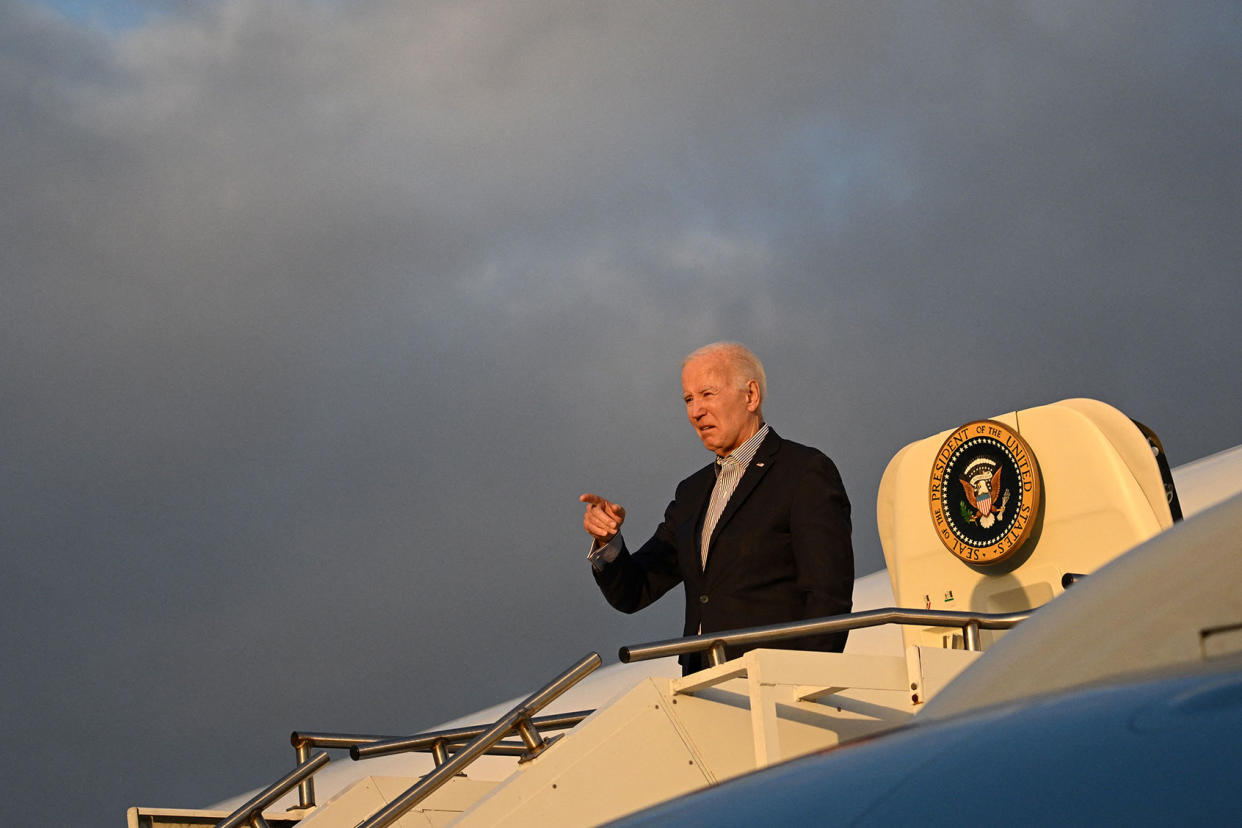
[580,342,854,674]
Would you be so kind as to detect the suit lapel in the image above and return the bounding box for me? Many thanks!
[706,430,781,559]
[683,463,717,570]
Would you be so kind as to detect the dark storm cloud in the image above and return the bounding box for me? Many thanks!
[2,1,1240,822]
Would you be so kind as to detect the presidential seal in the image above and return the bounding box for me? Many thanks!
[928,419,1041,565]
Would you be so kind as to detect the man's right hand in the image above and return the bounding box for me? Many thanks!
[579,493,626,545]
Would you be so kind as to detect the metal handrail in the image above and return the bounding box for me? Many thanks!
[283,706,594,810]
[215,751,329,828]
[620,606,1034,666]
[292,731,389,750]
[357,651,602,828]
[277,715,594,810]
[350,709,592,761]
[288,732,388,808]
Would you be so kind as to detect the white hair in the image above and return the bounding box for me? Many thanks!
[682,341,767,402]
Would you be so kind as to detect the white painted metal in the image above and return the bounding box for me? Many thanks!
[297,776,497,827]
[877,398,1174,652]
[1173,443,1242,516]
[918,488,1242,721]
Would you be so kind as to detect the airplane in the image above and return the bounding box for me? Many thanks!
[126,398,1242,827]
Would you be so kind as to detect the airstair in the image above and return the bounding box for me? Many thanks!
[126,399,1178,828]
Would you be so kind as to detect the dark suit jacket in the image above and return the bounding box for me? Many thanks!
[593,429,853,674]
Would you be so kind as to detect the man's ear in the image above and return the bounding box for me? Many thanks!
[745,379,762,412]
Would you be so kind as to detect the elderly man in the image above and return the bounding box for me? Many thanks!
[581,342,853,674]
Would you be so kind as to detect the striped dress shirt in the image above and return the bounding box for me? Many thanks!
[699,423,769,569]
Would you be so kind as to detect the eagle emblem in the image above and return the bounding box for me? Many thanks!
[928,419,1041,566]
[958,458,1011,529]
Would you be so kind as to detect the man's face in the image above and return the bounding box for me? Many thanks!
[681,354,761,457]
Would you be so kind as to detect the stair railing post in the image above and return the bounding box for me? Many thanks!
[431,738,449,767]
[215,751,330,828]
[963,619,982,651]
[293,738,316,809]
[515,717,561,763]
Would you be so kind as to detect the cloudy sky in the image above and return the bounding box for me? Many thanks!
[3,0,1240,822]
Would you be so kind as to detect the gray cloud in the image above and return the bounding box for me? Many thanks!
[2,1,1240,821]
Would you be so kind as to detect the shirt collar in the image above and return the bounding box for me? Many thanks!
[716,423,769,473]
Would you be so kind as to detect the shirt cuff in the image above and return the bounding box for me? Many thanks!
[587,535,623,572]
